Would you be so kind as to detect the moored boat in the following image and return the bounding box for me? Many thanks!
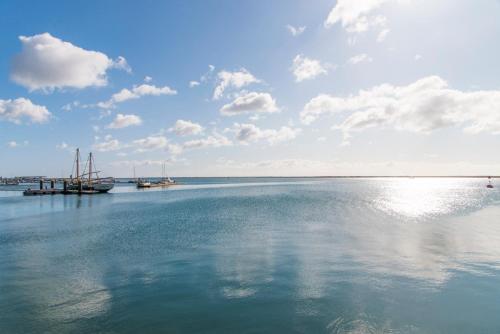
[487,176,494,189]
[68,149,114,193]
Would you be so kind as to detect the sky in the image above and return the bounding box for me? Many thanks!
[1,0,500,177]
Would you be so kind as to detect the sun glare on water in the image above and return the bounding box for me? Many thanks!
[373,178,480,220]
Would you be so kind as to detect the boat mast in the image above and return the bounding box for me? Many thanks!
[76,148,80,182]
[89,152,93,186]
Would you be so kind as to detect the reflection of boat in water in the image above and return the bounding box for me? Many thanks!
[68,149,114,193]
[487,176,494,189]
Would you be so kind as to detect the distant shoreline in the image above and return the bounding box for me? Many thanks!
[116,175,499,179]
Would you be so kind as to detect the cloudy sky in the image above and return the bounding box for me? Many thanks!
[1,0,500,177]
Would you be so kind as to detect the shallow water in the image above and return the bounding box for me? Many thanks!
[1,178,500,333]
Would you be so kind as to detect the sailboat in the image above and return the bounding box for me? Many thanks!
[68,148,115,193]
[155,162,176,186]
[128,167,137,183]
[487,176,494,189]
[137,162,175,188]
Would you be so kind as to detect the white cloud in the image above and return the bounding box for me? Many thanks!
[113,56,131,73]
[144,76,153,83]
[325,0,389,30]
[220,92,279,116]
[348,53,373,65]
[61,101,80,112]
[291,55,328,82]
[301,76,500,142]
[286,25,306,36]
[189,81,200,88]
[229,123,301,145]
[98,83,177,108]
[213,68,260,100]
[11,33,127,91]
[169,120,203,136]
[377,28,390,42]
[132,136,169,152]
[324,0,397,43]
[56,142,69,149]
[56,141,75,152]
[0,98,51,124]
[93,135,121,152]
[183,133,232,149]
[8,140,29,148]
[107,113,142,129]
[415,54,422,61]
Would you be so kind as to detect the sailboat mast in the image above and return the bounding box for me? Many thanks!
[89,152,93,186]
[76,148,80,182]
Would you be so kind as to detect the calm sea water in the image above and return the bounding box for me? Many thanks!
[1,178,500,333]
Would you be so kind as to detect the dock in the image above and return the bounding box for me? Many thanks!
[23,179,100,196]
[23,189,100,196]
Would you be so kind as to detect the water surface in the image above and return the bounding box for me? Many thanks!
[1,178,500,333]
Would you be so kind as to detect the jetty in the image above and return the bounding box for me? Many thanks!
[23,179,100,196]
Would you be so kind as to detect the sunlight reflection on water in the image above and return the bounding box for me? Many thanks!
[371,178,487,219]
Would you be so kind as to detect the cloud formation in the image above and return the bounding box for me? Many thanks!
[229,123,301,145]
[93,135,121,152]
[286,25,306,36]
[325,0,388,29]
[11,33,128,91]
[220,92,279,116]
[324,0,393,42]
[291,55,329,82]
[213,69,260,100]
[301,76,500,142]
[169,120,203,136]
[183,133,232,149]
[132,136,169,152]
[98,84,177,108]
[107,114,142,129]
[348,53,373,65]
[0,98,51,124]
[8,140,28,148]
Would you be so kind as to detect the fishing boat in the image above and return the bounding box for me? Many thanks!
[487,176,494,189]
[68,148,114,193]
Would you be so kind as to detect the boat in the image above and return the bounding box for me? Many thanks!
[137,179,152,188]
[128,167,138,183]
[487,176,494,189]
[136,163,175,188]
[68,149,114,193]
[154,163,175,186]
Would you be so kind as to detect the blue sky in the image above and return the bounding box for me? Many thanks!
[1,0,500,177]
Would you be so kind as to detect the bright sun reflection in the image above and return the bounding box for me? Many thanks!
[373,178,480,219]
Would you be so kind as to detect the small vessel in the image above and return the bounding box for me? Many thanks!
[128,167,138,183]
[487,176,494,189]
[137,179,152,188]
[68,149,114,193]
[136,163,175,188]
[154,162,175,186]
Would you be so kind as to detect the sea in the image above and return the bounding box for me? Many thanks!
[1,177,500,333]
